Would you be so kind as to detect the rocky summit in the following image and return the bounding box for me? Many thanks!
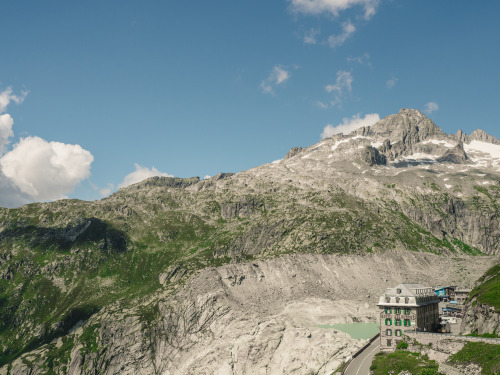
[0,109,499,374]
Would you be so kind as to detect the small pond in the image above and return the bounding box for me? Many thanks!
[317,322,379,339]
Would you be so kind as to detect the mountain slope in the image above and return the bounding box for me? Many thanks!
[0,109,499,373]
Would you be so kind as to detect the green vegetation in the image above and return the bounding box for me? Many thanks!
[449,342,500,375]
[370,350,442,375]
[467,263,500,311]
[396,341,409,350]
[0,173,497,370]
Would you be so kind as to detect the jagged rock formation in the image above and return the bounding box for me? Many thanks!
[0,109,499,373]
[436,142,468,164]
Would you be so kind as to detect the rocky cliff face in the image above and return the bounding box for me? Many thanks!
[0,109,499,373]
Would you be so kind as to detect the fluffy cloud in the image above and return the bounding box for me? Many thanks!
[0,86,94,208]
[0,114,14,155]
[290,0,379,20]
[321,112,380,139]
[118,163,173,189]
[261,66,291,94]
[99,183,115,197]
[424,101,439,114]
[0,137,94,201]
[0,87,27,113]
[328,20,356,48]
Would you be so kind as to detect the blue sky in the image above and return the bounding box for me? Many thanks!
[1,1,500,207]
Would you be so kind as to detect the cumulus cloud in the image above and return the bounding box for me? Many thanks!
[290,0,380,20]
[0,114,14,155]
[118,163,173,189]
[0,137,94,201]
[321,112,380,139]
[0,86,94,208]
[424,101,439,114]
[328,20,356,48]
[260,66,291,94]
[0,87,27,113]
[386,76,398,89]
[99,183,115,197]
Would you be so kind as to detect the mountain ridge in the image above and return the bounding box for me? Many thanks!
[0,109,499,374]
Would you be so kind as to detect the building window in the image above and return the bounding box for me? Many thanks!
[404,308,411,315]
[386,339,392,346]
[396,297,400,303]
[404,319,411,327]
[386,329,392,336]
[386,297,390,303]
[395,308,402,314]
[385,307,391,314]
[385,318,392,326]
[395,329,402,336]
[405,297,409,304]
[395,319,401,326]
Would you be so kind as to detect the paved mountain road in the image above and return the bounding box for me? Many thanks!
[344,338,380,375]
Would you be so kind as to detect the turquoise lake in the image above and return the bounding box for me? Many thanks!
[317,323,380,339]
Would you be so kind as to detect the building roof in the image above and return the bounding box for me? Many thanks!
[384,283,435,297]
[378,283,440,307]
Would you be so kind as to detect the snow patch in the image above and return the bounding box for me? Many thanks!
[272,159,282,164]
[445,184,452,189]
[403,153,440,160]
[464,140,500,159]
[371,141,383,148]
[421,139,455,148]
[331,135,368,152]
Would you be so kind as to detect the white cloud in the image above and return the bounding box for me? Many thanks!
[118,163,173,189]
[290,0,380,20]
[0,136,94,201]
[304,28,319,44]
[328,20,356,48]
[386,76,398,89]
[321,112,380,139]
[0,114,14,155]
[326,70,353,94]
[347,52,371,66]
[261,65,291,94]
[424,101,439,114]
[203,174,212,180]
[322,70,353,107]
[0,86,95,208]
[99,183,115,197]
[0,87,27,113]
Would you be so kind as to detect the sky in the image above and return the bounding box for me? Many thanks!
[1,0,500,207]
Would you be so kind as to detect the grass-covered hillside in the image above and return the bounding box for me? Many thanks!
[0,172,496,368]
[467,263,500,311]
